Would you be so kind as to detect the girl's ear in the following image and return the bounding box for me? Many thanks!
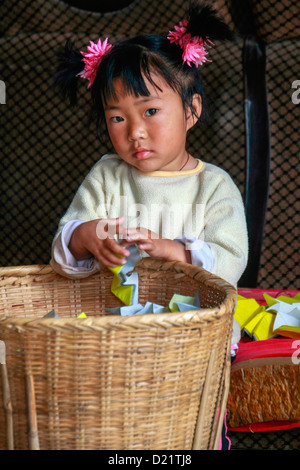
[186,94,202,131]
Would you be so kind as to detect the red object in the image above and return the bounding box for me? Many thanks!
[238,288,299,305]
[232,337,300,365]
[229,420,300,433]
[229,288,300,433]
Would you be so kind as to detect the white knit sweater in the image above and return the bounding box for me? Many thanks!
[51,154,248,286]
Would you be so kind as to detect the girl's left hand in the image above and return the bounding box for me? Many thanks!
[121,227,191,263]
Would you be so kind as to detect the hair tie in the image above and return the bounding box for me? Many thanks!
[167,19,212,68]
[77,38,113,88]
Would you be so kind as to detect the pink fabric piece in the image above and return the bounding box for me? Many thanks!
[219,409,231,450]
[78,38,113,88]
[167,19,210,67]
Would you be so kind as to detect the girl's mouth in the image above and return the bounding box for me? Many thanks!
[133,149,152,160]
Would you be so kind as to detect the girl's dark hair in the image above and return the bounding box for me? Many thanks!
[53,1,234,139]
[92,34,208,135]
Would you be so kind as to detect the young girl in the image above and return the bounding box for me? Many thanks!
[51,1,248,288]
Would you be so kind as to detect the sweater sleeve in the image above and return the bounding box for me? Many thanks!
[53,172,106,241]
[50,220,101,278]
[174,236,214,272]
[50,161,108,277]
[202,170,248,286]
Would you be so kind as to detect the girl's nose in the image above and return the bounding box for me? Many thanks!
[128,120,147,142]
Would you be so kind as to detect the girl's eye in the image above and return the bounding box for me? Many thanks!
[145,108,158,117]
[111,116,124,123]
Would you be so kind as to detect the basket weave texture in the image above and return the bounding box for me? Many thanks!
[0,258,236,450]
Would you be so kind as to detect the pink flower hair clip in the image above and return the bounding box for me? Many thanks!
[167,19,212,67]
[78,37,113,88]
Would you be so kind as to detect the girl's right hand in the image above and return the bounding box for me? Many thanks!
[68,216,131,267]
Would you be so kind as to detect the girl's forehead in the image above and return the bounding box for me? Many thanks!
[107,74,177,105]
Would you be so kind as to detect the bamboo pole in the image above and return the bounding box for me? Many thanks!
[212,341,231,450]
[192,348,216,449]
[0,340,14,450]
[26,374,40,450]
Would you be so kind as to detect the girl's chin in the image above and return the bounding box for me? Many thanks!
[121,154,178,172]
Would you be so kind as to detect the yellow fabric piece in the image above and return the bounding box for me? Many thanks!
[234,293,300,340]
[107,248,139,307]
[108,263,123,275]
[252,312,276,341]
[270,294,300,338]
[110,273,134,306]
[168,294,196,312]
[272,326,300,338]
[234,296,263,329]
[264,293,300,306]
[243,308,266,336]
[272,327,300,339]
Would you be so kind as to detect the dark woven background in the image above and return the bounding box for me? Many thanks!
[1,0,299,290]
[0,0,300,451]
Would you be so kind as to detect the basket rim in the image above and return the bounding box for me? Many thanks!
[0,258,237,331]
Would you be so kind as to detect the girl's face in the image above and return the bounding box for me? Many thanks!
[104,74,197,172]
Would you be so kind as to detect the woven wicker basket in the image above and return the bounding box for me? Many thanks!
[0,258,236,450]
